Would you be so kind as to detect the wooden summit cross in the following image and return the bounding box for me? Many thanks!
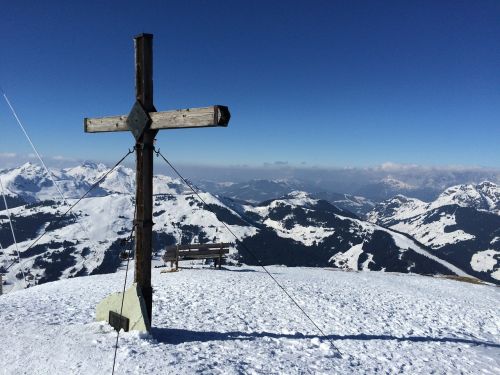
[83,34,230,327]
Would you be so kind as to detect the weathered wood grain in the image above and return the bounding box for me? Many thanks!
[165,243,231,251]
[84,106,230,133]
[163,245,230,265]
[164,248,229,256]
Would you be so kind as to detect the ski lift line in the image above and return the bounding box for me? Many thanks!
[0,89,107,264]
[3,148,135,274]
[0,236,11,291]
[153,148,343,358]
[0,177,26,287]
[111,203,137,375]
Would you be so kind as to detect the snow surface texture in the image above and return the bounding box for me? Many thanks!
[0,266,498,374]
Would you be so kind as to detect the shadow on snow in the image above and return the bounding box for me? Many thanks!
[151,328,500,348]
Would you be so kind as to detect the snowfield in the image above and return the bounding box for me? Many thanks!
[390,212,476,249]
[471,250,500,280]
[1,266,499,374]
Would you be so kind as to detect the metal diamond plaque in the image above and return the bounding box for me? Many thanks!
[126,100,151,140]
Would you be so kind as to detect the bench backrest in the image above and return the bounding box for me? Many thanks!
[163,246,229,262]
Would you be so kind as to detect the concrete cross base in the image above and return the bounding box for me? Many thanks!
[96,283,151,332]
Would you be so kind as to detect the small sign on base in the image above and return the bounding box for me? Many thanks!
[96,283,151,332]
[109,311,130,332]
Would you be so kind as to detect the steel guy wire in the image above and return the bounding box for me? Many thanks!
[154,147,343,358]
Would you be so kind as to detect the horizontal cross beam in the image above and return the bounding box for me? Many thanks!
[84,105,230,133]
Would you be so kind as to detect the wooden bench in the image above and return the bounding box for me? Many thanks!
[163,243,230,270]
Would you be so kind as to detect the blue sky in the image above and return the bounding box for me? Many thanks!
[0,0,499,169]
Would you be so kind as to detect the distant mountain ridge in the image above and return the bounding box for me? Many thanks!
[431,181,499,214]
[368,181,500,225]
[368,182,500,283]
[195,167,500,206]
[197,179,376,217]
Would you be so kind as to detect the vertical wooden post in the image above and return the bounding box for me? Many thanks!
[133,33,157,324]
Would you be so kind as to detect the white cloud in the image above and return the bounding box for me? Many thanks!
[378,162,420,171]
[51,155,77,162]
[375,161,494,173]
[0,152,17,158]
[0,153,80,170]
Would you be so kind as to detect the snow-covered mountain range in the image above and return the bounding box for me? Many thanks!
[1,162,497,292]
[0,162,256,290]
[354,177,439,202]
[368,182,500,283]
[234,191,466,277]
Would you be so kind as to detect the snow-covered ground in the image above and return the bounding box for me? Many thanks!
[1,266,499,374]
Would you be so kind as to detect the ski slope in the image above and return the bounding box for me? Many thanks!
[0,266,499,374]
